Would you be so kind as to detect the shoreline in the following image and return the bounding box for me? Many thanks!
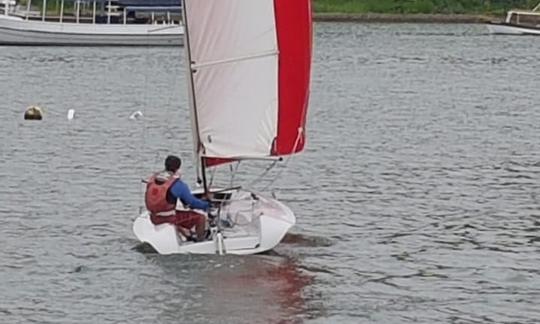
[313,13,502,24]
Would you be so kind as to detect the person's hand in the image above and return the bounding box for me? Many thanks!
[209,199,222,208]
[207,208,218,223]
[203,192,214,200]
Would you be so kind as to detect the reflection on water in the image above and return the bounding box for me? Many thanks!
[132,235,323,323]
[0,22,539,323]
[139,254,315,324]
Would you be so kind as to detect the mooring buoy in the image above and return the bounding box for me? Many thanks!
[129,111,143,120]
[24,106,43,120]
[67,109,75,120]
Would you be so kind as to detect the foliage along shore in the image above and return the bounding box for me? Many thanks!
[312,13,498,23]
[312,0,536,22]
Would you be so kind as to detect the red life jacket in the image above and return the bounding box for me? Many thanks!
[145,172,178,216]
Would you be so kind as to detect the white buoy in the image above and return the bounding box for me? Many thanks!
[129,111,143,120]
[67,109,75,120]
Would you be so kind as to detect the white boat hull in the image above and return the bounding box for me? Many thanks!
[486,23,540,35]
[132,189,295,255]
[0,15,183,46]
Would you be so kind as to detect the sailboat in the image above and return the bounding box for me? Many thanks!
[0,0,183,46]
[133,0,313,255]
[486,2,540,35]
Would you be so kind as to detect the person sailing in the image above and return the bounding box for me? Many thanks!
[145,155,211,241]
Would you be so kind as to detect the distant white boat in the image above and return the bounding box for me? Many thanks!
[0,0,183,46]
[487,2,540,35]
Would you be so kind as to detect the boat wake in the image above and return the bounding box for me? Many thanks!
[281,233,333,247]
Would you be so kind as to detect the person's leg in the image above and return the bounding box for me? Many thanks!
[150,214,170,225]
[175,211,207,241]
[193,214,207,241]
[176,226,192,239]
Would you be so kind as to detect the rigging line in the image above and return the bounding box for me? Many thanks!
[137,32,152,211]
[246,159,279,189]
[148,25,179,33]
[259,85,311,191]
[260,128,303,192]
[137,122,146,211]
[208,164,216,188]
[137,108,148,210]
[229,161,241,188]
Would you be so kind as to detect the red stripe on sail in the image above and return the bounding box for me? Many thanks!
[272,0,312,156]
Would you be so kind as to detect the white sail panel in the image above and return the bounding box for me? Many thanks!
[184,0,278,158]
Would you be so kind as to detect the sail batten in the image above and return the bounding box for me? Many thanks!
[191,50,278,70]
[183,0,312,167]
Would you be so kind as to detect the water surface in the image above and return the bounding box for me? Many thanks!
[1,23,539,323]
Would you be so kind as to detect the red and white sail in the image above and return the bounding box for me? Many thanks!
[182,0,312,166]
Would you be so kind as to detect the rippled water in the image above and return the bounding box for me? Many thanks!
[1,23,539,323]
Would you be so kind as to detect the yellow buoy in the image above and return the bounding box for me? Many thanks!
[24,106,43,120]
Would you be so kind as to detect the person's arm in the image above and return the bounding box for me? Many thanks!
[169,180,210,211]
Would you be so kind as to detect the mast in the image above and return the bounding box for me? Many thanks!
[181,0,208,194]
[42,0,46,21]
[26,0,31,20]
[59,0,63,22]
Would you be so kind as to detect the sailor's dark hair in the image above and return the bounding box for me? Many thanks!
[165,155,181,172]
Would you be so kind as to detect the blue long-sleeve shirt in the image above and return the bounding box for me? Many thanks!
[168,179,210,211]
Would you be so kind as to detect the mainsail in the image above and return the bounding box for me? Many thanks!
[182,0,312,169]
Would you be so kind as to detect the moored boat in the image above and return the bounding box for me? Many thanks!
[0,0,183,45]
[487,2,540,35]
